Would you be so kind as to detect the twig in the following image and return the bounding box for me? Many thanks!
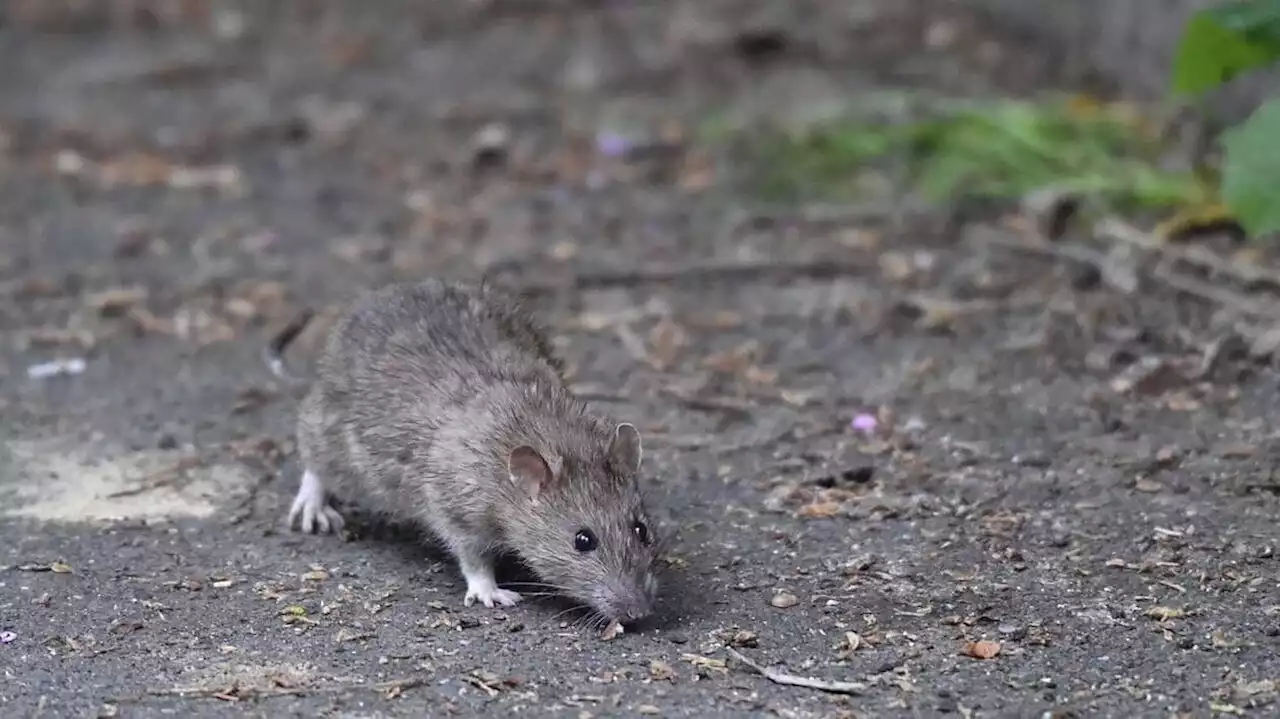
[113,675,431,703]
[970,225,1110,268]
[613,323,651,364]
[975,220,1280,320]
[105,456,203,499]
[658,387,756,417]
[511,258,870,296]
[967,225,1137,293]
[1098,217,1280,291]
[1151,262,1280,320]
[725,646,865,696]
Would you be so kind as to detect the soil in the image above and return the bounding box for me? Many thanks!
[2,2,1278,718]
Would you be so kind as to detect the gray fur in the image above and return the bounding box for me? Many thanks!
[293,278,661,622]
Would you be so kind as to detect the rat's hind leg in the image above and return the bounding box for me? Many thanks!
[455,542,522,608]
[287,469,345,534]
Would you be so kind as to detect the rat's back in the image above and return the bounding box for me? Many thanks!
[322,278,559,390]
[295,278,562,520]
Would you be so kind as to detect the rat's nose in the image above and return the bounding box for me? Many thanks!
[619,598,652,623]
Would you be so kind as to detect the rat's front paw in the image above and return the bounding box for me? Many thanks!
[287,471,345,534]
[464,585,523,609]
[295,504,345,534]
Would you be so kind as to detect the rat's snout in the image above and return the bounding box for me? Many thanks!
[597,580,655,624]
[615,597,652,624]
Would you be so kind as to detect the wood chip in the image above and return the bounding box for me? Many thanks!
[962,640,1001,659]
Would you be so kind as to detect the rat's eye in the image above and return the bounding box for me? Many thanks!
[574,529,598,553]
[632,520,651,545]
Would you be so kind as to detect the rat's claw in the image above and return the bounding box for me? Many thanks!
[320,506,345,533]
[287,470,344,534]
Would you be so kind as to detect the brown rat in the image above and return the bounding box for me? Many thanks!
[265,279,662,623]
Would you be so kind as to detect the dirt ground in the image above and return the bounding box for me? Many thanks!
[2,2,1279,718]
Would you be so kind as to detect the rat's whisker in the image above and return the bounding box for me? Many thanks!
[549,604,590,623]
[503,581,573,592]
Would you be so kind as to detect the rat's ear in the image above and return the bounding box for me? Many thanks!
[508,445,554,499]
[608,422,642,477]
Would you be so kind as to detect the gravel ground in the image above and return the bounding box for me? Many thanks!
[2,2,1278,718]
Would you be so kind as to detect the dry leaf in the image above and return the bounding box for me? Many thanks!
[1146,606,1183,621]
[647,317,688,371]
[649,659,676,681]
[601,620,625,641]
[844,632,862,652]
[797,501,842,518]
[681,653,728,676]
[702,341,758,374]
[962,640,1001,659]
[743,365,779,385]
[86,286,149,316]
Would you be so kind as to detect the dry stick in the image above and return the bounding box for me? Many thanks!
[725,646,866,696]
[513,259,870,296]
[1150,261,1280,320]
[974,222,1280,320]
[116,676,432,703]
[1097,217,1280,290]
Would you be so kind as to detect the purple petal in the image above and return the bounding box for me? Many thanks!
[595,132,632,158]
[851,413,878,433]
[0,631,16,644]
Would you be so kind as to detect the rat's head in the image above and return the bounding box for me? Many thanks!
[503,422,662,625]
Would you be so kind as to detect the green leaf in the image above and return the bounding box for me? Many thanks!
[1172,1,1280,95]
[1220,98,1280,235]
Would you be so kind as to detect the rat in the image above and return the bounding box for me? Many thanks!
[263,278,662,624]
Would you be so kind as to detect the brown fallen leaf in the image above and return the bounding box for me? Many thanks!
[797,501,842,519]
[647,317,688,371]
[22,327,96,350]
[962,640,1001,659]
[86,285,149,316]
[681,653,728,677]
[649,659,677,681]
[702,341,758,374]
[1146,606,1183,621]
[601,620,625,641]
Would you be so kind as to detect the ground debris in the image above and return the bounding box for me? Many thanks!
[724,646,865,695]
[462,669,519,697]
[961,640,1001,660]
[769,590,798,609]
[27,358,87,379]
[600,620,625,641]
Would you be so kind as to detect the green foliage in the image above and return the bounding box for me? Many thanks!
[733,99,1209,212]
[1172,2,1280,95]
[1173,0,1280,236]
[1220,99,1280,234]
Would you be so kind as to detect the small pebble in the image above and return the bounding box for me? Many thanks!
[769,591,798,609]
[27,358,86,380]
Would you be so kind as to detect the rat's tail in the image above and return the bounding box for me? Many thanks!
[263,308,315,386]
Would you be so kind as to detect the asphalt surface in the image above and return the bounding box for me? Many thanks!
[2,2,1279,718]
